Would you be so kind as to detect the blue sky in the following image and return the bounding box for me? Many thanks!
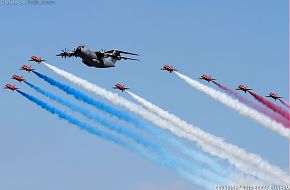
[0,0,288,189]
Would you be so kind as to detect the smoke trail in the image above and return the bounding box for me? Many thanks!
[17,90,215,189]
[33,71,157,134]
[24,81,160,151]
[126,90,287,184]
[279,99,290,109]
[249,91,290,120]
[42,63,288,184]
[175,72,289,137]
[126,90,227,173]
[32,70,229,178]
[212,81,288,127]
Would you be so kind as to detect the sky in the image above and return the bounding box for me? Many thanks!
[0,0,288,189]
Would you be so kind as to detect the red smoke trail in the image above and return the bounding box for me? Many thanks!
[212,81,289,127]
[248,91,290,120]
[279,99,290,109]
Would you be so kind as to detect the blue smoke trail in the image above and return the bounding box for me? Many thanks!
[25,81,229,185]
[24,81,161,151]
[33,71,152,132]
[17,90,215,189]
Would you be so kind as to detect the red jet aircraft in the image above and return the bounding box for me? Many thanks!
[20,65,34,72]
[29,56,45,63]
[4,84,18,91]
[11,75,25,82]
[235,85,253,93]
[161,65,177,73]
[199,74,216,82]
[113,83,129,92]
[266,92,283,100]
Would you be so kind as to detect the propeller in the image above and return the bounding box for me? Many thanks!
[57,48,77,58]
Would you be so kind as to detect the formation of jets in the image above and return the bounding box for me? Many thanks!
[4,59,39,91]
[160,65,284,100]
[3,47,285,102]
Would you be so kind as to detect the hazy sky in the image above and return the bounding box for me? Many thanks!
[0,0,288,189]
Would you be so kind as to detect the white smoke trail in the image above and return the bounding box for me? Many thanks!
[126,90,289,184]
[175,72,290,138]
[43,63,289,184]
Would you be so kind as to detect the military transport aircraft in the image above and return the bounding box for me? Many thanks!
[57,45,139,68]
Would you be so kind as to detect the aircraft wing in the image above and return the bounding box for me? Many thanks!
[105,50,139,56]
[120,56,140,61]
